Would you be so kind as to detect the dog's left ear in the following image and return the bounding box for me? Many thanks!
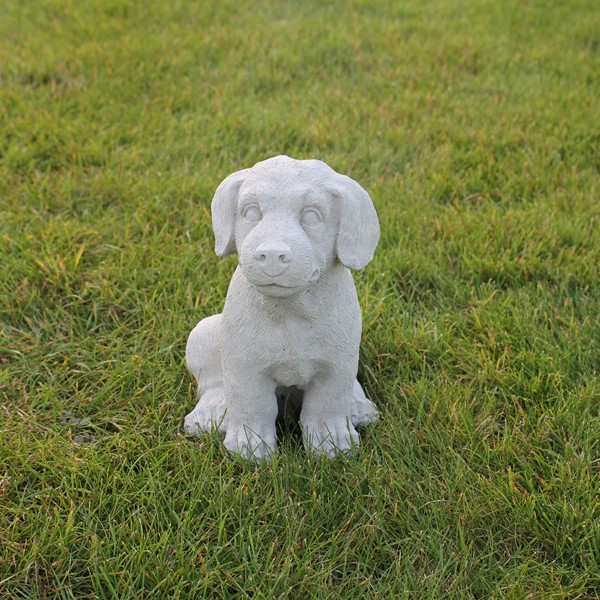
[328,174,380,270]
[211,168,251,256]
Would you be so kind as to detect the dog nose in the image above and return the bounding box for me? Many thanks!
[254,241,292,276]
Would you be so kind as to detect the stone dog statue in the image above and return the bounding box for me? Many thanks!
[184,155,379,460]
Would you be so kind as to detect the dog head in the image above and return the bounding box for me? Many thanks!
[211,155,379,297]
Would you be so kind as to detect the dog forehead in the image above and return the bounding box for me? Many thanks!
[239,173,330,210]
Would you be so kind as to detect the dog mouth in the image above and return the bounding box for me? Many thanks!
[252,281,306,297]
[256,283,301,291]
[252,268,321,294]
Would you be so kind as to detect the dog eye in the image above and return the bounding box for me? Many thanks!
[300,209,323,227]
[242,205,262,223]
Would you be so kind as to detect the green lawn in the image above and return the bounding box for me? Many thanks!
[1,0,599,597]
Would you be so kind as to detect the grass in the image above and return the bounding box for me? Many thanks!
[0,0,598,597]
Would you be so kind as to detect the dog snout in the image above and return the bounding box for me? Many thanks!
[254,240,292,276]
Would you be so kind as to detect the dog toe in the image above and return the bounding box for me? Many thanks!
[302,418,359,458]
[184,389,228,436]
[224,424,277,462]
[351,396,379,428]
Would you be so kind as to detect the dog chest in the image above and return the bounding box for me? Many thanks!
[266,358,318,388]
[262,321,340,386]
[222,306,354,387]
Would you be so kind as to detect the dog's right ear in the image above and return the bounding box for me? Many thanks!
[211,168,251,256]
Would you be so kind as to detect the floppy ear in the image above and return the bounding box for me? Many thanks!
[211,168,251,256]
[328,174,380,270]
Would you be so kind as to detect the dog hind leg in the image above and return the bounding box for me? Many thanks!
[351,380,379,428]
[183,314,228,435]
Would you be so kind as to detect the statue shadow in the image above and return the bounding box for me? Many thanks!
[275,386,304,446]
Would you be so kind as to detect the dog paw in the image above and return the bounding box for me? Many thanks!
[350,381,378,428]
[223,422,277,462]
[351,396,378,428]
[183,389,227,436]
[301,417,360,458]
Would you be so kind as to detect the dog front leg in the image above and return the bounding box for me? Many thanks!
[222,374,278,462]
[300,373,360,458]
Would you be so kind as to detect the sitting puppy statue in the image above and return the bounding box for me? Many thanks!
[184,155,379,460]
